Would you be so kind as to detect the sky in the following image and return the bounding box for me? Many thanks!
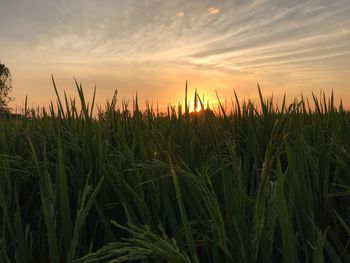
[1,0,350,111]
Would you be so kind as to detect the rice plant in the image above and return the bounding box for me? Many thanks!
[0,80,349,262]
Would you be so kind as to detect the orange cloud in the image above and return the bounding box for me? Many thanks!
[176,11,184,17]
[208,7,220,15]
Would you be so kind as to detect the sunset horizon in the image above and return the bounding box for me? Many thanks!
[1,0,350,110]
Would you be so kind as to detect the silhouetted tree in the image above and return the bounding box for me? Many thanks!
[0,62,13,113]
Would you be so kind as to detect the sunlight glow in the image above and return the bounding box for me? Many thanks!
[188,101,205,113]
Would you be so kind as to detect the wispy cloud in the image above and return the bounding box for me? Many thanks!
[208,7,220,15]
[176,11,184,17]
[1,0,350,107]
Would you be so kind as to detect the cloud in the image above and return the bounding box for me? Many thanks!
[176,11,184,17]
[2,0,350,107]
[207,7,220,15]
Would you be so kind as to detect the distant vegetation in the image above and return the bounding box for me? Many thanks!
[0,80,349,262]
[0,62,13,114]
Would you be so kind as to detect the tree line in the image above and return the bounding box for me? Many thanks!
[0,62,13,114]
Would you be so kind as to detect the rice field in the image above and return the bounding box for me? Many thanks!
[0,81,349,262]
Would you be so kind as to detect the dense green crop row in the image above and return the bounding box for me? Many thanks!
[0,80,349,262]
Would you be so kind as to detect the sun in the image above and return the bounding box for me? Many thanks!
[195,104,202,112]
[189,102,203,113]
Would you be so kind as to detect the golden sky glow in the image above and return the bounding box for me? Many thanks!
[1,0,350,110]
